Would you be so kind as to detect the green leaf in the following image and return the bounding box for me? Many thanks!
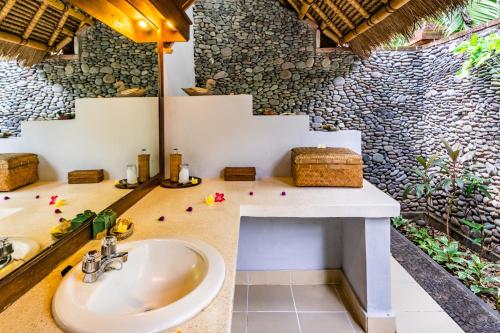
[416,156,427,168]
[471,284,481,294]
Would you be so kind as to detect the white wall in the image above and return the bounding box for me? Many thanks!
[0,97,159,181]
[164,94,361,178]
[164,7,195,96]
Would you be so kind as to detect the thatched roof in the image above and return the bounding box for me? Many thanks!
[0,0,93,66]
[279,0,468,55]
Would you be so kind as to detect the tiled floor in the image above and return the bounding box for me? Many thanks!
[231,258,464,333]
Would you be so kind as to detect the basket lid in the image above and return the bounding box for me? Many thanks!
[291,147,362,165]
[0,153,38,170]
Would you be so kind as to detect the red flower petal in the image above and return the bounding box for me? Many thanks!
[214,192,225,202]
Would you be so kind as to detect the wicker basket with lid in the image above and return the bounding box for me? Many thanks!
[0,153,39,191]
[291,147,363,187]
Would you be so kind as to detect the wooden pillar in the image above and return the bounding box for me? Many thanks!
[158,22,166,179]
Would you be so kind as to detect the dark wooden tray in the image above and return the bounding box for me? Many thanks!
[115,179,139,189]
[160,177,202,189]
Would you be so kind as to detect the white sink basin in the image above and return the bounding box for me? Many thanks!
[52,238,225,333]
[0,237,40,278]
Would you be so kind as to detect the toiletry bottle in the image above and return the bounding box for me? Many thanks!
[179,164,190,184]
[126,165,138,185]
[169,148,182,182]
[138,148,150,183]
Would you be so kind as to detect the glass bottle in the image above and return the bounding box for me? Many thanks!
[178,164,190,184]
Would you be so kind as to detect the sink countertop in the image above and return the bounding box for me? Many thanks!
[0,177,399,333]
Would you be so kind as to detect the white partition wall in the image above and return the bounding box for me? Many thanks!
[0,97,159,181]
[164,94,361,178]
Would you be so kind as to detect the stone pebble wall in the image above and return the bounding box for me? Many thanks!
[193,0,500,253]
[0,23,158,137]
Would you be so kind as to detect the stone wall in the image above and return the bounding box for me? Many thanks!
[193,0,500,252]
[0,23,158,137]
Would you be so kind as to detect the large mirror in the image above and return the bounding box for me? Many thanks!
[0,18,160,280]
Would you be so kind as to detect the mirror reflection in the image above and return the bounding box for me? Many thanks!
[0,97,159,278]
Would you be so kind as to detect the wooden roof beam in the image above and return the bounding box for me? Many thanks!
[285,0,318,25]
[46,0,93,25]
[299,2,311,20]
[0,30,48,51]
[0,0,17,24]
[174,0,197,10]
[22,0,49,40]
[324,0,355,29]
[320,22,340,44]
[48,8,70,46]
[345,0,369,19]
[305,0,343,38]
[344,0,410,42]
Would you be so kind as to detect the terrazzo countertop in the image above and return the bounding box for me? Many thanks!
[0,178,399,333]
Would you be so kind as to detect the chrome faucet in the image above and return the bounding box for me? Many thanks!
[0,237,14,269]
[82,236,128,283]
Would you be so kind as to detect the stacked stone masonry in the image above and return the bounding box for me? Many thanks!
[0,23,158,137]
[193,0,500,253]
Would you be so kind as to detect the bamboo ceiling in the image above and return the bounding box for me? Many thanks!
[279,0,468,55]
[0,0,93,66]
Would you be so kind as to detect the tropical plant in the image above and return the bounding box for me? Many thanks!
[460,219,495,258]
[453,254,500,295]
[404,155,440,235]
[431,236,467,270]
[462,172,492,198]
[391,216,409,229]
[438,139,474,237]
[437,0,500,36]
[453,33,500,78]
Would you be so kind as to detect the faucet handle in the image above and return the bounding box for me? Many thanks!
[101,235,118,257]
[0,237,13,257]
[82,250,101,274]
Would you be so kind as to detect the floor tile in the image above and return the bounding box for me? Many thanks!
[299,312,354,333]
[392,282,442,312]
[233,285,247,312]
[247,312,299,333]
[248,285,295,311]
[396,311,464,333]
[231,312,246,333]
[292,285,345,311]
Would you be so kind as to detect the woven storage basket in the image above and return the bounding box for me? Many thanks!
[0,153,39,191]
[291,147,363,187]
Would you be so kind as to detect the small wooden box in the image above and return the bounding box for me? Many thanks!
[68,169,104,184]
[224,167,256,181]
[0,153,39,191]
[291,147,363,187]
